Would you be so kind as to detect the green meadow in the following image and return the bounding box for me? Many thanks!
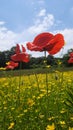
[0,69,73,130]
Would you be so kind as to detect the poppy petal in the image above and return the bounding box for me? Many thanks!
[47,34,65,55]
[6,66,14,69]
[68,58,73,63]
[32,32,54,47]
[16,44,20,54]
[27,32,54,51]
[11,53,29,62]
[11,54,19,61]
[27,42,43,51]
[5,61,18,69]
[22,54,30,62]
[11,44,30,63]
[27,42,35,50]
[70,52,73,57]
[21,45,26,52]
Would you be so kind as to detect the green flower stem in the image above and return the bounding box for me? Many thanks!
[34,73,40,93]
[44,51,48,97]
[18,62,22,105]
[44,51,49,118]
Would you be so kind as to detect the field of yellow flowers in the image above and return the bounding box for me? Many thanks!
[0,70,73,130]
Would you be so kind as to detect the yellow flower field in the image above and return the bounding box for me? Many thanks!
[0,70,73,130]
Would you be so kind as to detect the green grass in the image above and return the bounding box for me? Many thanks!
[0,69,73,130]
[0,66,73,77]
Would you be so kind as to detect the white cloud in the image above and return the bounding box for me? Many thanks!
[61,29,73,54]
[53,29,73,57]
[28,9,55,34]
[0,21,5,25]
[0,10,73,58]
[0,22,19,51]
[0,9,55,53]
[37,9,46,17]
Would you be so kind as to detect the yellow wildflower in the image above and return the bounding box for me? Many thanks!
[3,101,7,105]
[69,127,73,130]
[24,109,28,113]
[70,116,73,120]
[39,93,44,98]
[43,60,47,63]
[11,107,15,110]
[58,61,62,65]
[46,123,55,130]
[48,116,55,121]
[46,65,51,68]
[4,107,7,110]
[6,62,10,65]
[59,121,66,125]
[27,98,35,107]
[0,67,6,70]
[8,122,14,129]
[60,109,66,114]
[39,114,44,119]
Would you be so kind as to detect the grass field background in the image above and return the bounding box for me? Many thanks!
[0,68,73,130]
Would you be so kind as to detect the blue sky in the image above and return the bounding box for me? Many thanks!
[0,0,73,57]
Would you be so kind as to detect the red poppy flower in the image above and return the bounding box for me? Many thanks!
[27,32,54,51]
[69,52,73,57]
[5,61,19,70]
[68,52,73,64]
[46,33,65,55]
[26,32,65,55]
[11,44,29,62]
[68,58,73,64]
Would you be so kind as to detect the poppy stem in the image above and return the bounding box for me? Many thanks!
[44,51,46,58]
[44,51,49,116]
[34,73,40,93]
[44,51,48,96]
[18,62,22,105]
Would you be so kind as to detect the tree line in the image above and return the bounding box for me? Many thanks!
[0,46,73,69]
